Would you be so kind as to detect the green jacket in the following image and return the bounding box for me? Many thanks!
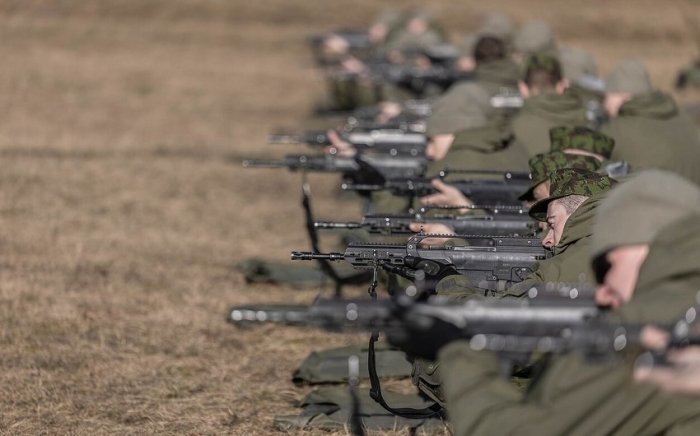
[438,213,700,436]
[504,192,602,297]
[603,91,700,186]
[437,192,602,298]
[427,120,530,177]
[426,59,519,137]
[512,91,588,157]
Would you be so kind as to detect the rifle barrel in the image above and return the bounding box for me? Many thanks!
[313,221,362,229]
[291,251,346,261]
[242,159,288,168]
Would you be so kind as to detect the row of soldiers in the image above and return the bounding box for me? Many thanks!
[236,9,700,435]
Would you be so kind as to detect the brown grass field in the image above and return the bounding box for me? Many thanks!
[0,0,698,434]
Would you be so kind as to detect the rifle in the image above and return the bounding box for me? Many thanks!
[313,207,536,237]
[242,153,427,185]
[268,129,427,157]
[291,233,548,294]
[342,170,531,206]
[228,292,700,361]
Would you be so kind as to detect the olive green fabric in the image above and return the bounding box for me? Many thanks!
[237,257,332,288]
[274,386,444,431]
[549,125,615,159]
[519,150,601,201]
[559,46,598,84]
[505,192,606,298]
[426,81,491,136]
[472,58,521,93]
[426,58,519,136]
[293,343,413,385]
[512,91,588,156]
[426,119,529,177]
[529,168,614,221]
[591,170,700,260]
[514,20,555,55]
[606,59,653,95]
[603,91,700,186]
[438,214,700,436]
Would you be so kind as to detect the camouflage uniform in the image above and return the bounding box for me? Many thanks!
[548,125,614,159]
[438,171,700,436]
[518,150,601,202]
[418,169,614,405]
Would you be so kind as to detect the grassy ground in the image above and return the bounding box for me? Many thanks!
[0,0,698,434]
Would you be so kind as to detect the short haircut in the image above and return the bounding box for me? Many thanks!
[553,194,588,214]
[524,59,563,90]
[473,36,506,63]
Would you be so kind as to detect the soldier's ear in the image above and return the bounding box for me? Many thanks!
[518,81,530,98]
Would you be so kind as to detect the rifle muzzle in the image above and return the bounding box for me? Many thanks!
[313,221,362,229]
[291,251,346,261]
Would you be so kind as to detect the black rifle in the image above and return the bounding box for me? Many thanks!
[292,233,548,294]
[313,207,536,237]
[268,129,427,157]
[342,170,531,206]
[228,292,700,361]
[242,153,427,185]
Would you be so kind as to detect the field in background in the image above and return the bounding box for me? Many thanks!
[0,1,698,434]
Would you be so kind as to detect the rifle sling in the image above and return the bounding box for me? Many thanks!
[367,332,443,420]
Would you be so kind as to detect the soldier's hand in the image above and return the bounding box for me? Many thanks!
[634,326,700,395]
[408,222,455,247]
[325,130,356,157]
[420,179,473,212]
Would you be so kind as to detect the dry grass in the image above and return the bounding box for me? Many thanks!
[0,0,698,434]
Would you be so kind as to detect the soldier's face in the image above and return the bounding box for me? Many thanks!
[542,201,569,248]
[595,244,649,309]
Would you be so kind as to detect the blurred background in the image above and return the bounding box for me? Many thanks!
[0,0,698,434]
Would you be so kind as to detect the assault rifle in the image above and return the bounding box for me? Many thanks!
[342,169,531,206]
[228,291,700,362]
[314,206,536,237]
[268,129,427,157]
[292,233,548,294]
[242,153,427,185]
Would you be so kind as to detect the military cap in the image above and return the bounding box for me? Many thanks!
[606,59,653,95]
[591,170,700,262]
[549,126,615,159]
[518,151,601,201]
[514,20,555,54]
[529,168,614,221]
[524,51,562,77]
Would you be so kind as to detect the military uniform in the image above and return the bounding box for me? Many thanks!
[438,171,700,436]
[518,150,601,202]
[603,59,700,186]
[603,92,700,186]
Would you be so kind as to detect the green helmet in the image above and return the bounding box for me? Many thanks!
[549,126,615,159]
[519,151,601,201]
[529,168,614,221]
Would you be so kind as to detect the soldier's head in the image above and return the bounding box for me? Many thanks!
[591,171,700,309]
[530,168,614,248]
[519,52,567,98]
[519,151,602,203]
[473,35,506,64]
[604,59,653,118]
[549,126,615,161]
